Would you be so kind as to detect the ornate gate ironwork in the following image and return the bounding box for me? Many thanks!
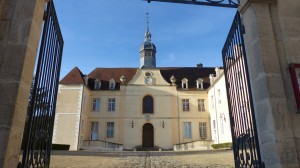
[222,12,264,168]
[19,0,63,167]
[147,0,239,8]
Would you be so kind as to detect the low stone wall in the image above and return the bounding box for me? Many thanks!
[82,140,123,151]
[174,140,213,151]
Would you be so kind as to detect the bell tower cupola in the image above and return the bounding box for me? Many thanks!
[140,12,156,69]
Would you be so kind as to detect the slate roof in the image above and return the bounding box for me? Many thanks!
[88,68,138,90]
[60,66,216,90]
[160,67,215,90]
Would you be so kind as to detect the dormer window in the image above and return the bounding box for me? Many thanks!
[196,78,204,89]
[181,78,188,89]
[109,79,116,90]
[94,79,101,90]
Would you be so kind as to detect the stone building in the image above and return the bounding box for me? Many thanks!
[52,21,228,151]
[208,68,232,144]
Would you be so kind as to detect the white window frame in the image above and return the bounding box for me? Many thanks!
[219,115,224,135]
[107,122,114,138]
[109,79,116,90]
[199,122,207,139]
[90,122,99,140]
[184,122,192,138]
[94,79,101,90]
[181,78,188,89]
[108,98,115,112]
[196,78,203,89]
[92,98,100,112]
[182,99,190,111]
[198,99,205,111]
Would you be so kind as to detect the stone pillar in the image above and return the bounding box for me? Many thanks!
[239,0,300,167]
[0,0,46,167]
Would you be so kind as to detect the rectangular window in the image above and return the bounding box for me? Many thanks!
[109,82,115,90]
[211,96,214,109]
[95,80,101,90]
[108,98,115,111]
[90,122,98,140]
[184,122,192,138]
[220,116,224,135]
[182,99,189,111]
[198,99,205,111]
[199,122,207,139]
[218,89,221,104]
[92,98,100,112]
[107,122,114,138]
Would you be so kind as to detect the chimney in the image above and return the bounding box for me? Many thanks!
[84,75,89,86]
[197,63,203,68]
[209,74,215,85]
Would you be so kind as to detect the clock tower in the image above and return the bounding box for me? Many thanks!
[140,13,156,69]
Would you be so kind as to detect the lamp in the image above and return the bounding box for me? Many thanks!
[131,121,134,128]
[162,121,165,128]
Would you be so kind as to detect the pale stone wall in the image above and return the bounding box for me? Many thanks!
[240,0,300,166]
[177,90,211,144]
[53,85,84,150]
[208,70,232,144]
[55,69,213,151]
[0,0,46,167]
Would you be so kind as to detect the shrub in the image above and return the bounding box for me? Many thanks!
[52,144,70,150]
[211,142,232,149]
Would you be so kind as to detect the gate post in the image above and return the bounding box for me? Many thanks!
[0,0,46,167]
[239,0,300,167]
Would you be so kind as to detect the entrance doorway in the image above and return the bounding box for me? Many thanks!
[142,123,154,148]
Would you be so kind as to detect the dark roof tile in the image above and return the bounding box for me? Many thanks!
[88,68,138,90]
[159,67,215,89]
[60,67,85,84]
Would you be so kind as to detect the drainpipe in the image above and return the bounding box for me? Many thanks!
[176,89,181,144]
[213,84,220,144]
[77,85,84,150]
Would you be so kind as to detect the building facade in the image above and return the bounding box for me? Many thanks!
[208,68,232,144]
[52,20,230,151]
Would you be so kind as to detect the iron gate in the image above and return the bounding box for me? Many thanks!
[222,12,264,168]
[19,0,63,167]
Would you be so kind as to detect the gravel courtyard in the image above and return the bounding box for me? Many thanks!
[50,149,234,168]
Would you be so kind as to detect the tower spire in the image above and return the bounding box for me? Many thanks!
[145,12,151,42]
[146,12,150,33]
[140,12,156,69]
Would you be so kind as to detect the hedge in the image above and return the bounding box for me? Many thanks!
[52,144,70,150]
[211,142,232,149]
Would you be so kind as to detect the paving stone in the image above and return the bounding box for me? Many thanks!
[50,150,234,168]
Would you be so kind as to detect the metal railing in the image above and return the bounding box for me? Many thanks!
[19,1,63,167]
[146,0,239,8]
[222,12,264,168]
[82,140,123,151]
[174,140,212,151]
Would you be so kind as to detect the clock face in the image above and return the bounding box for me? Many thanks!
[145,77,152,85]
[145,72,152,77]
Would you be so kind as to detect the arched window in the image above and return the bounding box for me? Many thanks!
[143,95,154,114]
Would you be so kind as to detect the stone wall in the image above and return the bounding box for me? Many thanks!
[0,0,46,167]
[240,0,300,167]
